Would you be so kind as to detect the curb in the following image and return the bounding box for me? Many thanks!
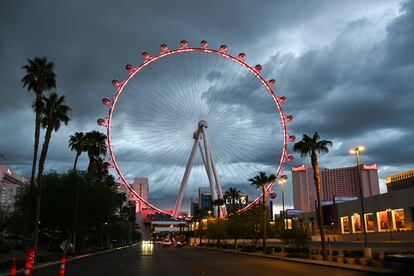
[0,244,138,276]
[197,247,395,274]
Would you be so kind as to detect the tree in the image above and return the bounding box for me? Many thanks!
[308,216,316,234]
[212,198,225,222]
[224,187,241,214]
[68,132,86,170]
[84,131,107,175]
[33,93,71,252]
[293,132,332,261]
[21,57,57,188]
[249,172,275,253]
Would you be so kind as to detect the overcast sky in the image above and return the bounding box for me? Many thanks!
[1,0,413,211]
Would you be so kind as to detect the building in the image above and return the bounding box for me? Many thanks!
[190,197,199,217]
[292,164,380,213]
[130,177,149,213]
[386,169,414,192]
[0,166,28,211]
[198,187,212,211]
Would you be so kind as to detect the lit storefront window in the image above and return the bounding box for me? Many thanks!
[352,213,361,233]
[377,211,390,232]
[341,216,350,234]
[365,213,375,232]
[393,209,406,230]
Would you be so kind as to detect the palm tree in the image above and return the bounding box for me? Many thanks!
[293,132,332,261]
[21,57,57,188]
[224,187,241,214]
[309,216,316,234]
[249,172,276,253]
[68,132,86,170]
[34,92,71,252]
[84,131,107,175]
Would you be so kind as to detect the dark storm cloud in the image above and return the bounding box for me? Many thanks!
[0,0,413,208]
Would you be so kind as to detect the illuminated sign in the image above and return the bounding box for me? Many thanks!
[292,165,306,172]
[225,196,247,205]
[363,164,377,170]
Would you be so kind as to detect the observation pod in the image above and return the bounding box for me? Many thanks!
[141,52,151,61]
[219,44,228,53]
[278,96,287,104]
[200,40,208,49]
[254,64,262,73]
[180,40,188,49]
[286,154,294,162]
[238,53,246,61]
[269,191,277,199]
[103,161,113,169]
[125,64,135,73]
[160,44,169,52]
[112,79,121,89]
[288,134,296,142]
[97,118,107,127]
[285,114,293,123]
[268,79,276,88]
[102,98,111,106]
[280,174,288,181]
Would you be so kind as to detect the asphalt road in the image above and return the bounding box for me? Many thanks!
[24,244,370,276]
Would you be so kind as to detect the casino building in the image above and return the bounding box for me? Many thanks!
[292,164,380,213]
[0,166,29,211]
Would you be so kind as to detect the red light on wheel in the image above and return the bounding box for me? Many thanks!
[180,40,188,49]
[238,53,246,61]
[254,64,262,73]
[200,40,208,49]
[269,191,277,199]
[103,161,113,169]
[112,79,121,89]
[160,44,169,52]
[288,134,296,142]
[268,79,276,88]
[97,118,106,127]
[286,154,294,162]
[278,96,286,104]
[285,114,293,122]
[102,98,111,106]
[219,44,228,53]
[141,52,151,61]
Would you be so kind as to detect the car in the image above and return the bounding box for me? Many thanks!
[174,241,183,248]
[162,239,172,247]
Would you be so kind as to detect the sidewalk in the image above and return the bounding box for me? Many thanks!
[198,246,395,274]
[0,244,137,276]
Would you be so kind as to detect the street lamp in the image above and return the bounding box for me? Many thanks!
[386,209,393,240]
[349,146,371,258]
[279,178,287,230]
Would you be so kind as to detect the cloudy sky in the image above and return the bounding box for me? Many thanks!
[1,0,413,211]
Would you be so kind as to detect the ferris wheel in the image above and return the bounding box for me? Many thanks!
[97,40,295,218]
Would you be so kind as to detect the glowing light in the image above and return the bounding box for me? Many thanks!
[200,40,208,49]
[102,98,111,106]
[285,114,293,122]
[141,52,151,61]
[292,165,306,172]
[288,134,296,142]
[219,44,228,53]
[254,64,262,73]
[180,40,188,49]
[97,118,106,127]
[350,145,365,154]
[160,44,169,52]
[238,53,246,61]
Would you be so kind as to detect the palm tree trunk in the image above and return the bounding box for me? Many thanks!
[33,125,53,254]
[30,93,42,188]
[262,185,267,254]
[73,151,80,170]
[311,151,328,261]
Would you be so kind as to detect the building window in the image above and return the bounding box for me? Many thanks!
[352,213,362,233]
[393,209,406,230]
[377,211,390,232]
[341,216,350,234]
[365,213,375,232]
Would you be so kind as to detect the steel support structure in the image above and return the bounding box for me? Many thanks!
[172,121,227,218]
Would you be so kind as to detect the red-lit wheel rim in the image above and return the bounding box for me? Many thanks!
[106,47,288,216]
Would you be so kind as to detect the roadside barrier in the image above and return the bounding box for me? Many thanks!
[9,258,16,276]
[58,256,66,276]
[24,261,31,276]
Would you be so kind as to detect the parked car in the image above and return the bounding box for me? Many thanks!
[162,239,172,247]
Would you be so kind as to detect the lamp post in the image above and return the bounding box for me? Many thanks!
[279,178,286,230]
[386,209,393,240]
[349,146,371,258]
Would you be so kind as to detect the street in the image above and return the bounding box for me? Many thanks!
[26,244,369,276]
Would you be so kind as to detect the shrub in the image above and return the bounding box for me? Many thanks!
[372,252,380,260]
[332,256,338,262]
[365,259,374,266]
[311,255,317,260]
[273,247,282,253]
[350,250,363,258]
[332,250,339,256]
[354,257,361,265]
[343,257,349,264]
[343,250,349,258]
